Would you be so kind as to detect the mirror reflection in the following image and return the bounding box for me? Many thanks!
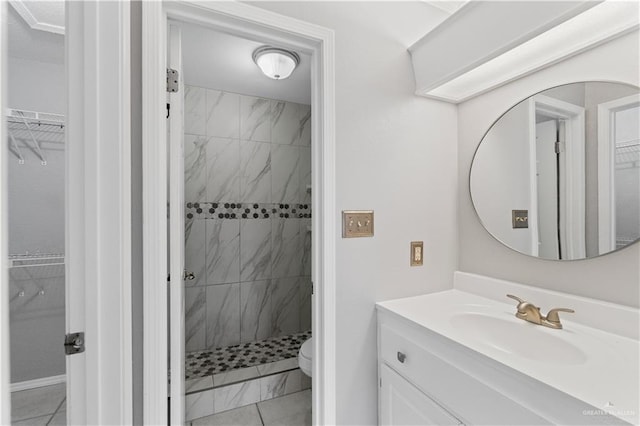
[470,82,640,260]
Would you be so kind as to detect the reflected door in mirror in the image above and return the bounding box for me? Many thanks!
[471,82,640,260]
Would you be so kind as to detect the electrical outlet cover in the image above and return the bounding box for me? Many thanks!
[410,241,424,266]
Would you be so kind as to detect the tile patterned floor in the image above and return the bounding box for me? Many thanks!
[190,389,311,426]
[11,383,66,425]
[186,331,311,380]
[10,333,311,425]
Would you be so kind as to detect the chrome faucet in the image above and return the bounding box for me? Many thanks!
[506,294,574,329]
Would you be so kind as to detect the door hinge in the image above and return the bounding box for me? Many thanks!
[168,271,195,282]
[554,141,565,154]
[167,68,179,93]
[64,332,85,355]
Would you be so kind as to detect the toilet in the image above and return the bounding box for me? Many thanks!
[298,337,313,377]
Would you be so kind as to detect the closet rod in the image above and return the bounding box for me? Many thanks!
[6,119,65,130]
[10,262,65,269]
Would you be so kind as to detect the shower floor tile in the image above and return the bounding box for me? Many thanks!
[186,331,311,380]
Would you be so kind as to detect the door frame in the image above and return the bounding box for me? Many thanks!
[65,2,133,424]
[1,1,10,423]
[167,23,185,426]
[528,95,586,259]
[141,2,336,424]
[597,93,640,254]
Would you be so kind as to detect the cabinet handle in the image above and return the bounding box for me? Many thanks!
[397,351,406,363]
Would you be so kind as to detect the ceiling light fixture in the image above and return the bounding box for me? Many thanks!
[252,46,300,80]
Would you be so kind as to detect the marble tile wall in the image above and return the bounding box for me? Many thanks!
[185,356,311,422]
[185,368,310,421]
[184,85,312,352]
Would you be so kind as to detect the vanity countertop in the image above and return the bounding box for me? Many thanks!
[377,288,639,424]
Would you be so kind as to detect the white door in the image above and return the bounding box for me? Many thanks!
[379,364,461,426]
[536,119,560,259]
[168,24,186,425]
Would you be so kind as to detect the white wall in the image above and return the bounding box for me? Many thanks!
[8,56,65,255]
[458,31,640,308]
[249,3,458,424]
[470,100,532,254]
[8,57,65,114]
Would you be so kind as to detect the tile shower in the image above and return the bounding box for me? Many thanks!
[183,84,311,420]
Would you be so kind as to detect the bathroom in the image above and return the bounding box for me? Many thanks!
[0,1,638,425]
[178,21,313,424]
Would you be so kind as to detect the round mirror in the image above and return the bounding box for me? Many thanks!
[470,82,640,260]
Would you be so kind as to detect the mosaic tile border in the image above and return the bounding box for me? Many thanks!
[186,202,311,220]
[186,330,311,380]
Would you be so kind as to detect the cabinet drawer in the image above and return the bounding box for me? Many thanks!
[380,324,550,425]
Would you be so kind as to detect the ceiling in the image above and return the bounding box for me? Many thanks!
[7,1,64,64]
[410,1,637,103]
[5,0,459,103]
[9,0,65,34]
[177,21,312,105]
[422,1,468,15]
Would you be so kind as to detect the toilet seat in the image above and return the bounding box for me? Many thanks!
[298,337,313,377]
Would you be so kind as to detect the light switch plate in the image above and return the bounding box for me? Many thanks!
[342,210,374,238]
[512,210,529,229]
[410,241,424,266]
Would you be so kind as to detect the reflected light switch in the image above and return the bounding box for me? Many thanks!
[512,210,529,229]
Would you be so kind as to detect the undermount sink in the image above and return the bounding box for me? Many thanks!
[450,312,588,365]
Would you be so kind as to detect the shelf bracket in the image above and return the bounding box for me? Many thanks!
[8,131,25,164]
[18,111,47,165]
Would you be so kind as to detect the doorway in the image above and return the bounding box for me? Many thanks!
[141,2,336,425]
[175,20,313,423]
[529,94,586,260]
[597,94,640,254]
[5,2,67,424]
[2,2,134,423]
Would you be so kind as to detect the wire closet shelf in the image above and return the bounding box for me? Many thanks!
[6,108,65,165]
[9,253,65,269]
[615,138,640,169]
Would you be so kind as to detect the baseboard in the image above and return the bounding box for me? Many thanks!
[10,374,66,392]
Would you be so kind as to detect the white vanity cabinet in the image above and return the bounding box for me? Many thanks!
[380,363,461,426]
[377,305,631,426]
